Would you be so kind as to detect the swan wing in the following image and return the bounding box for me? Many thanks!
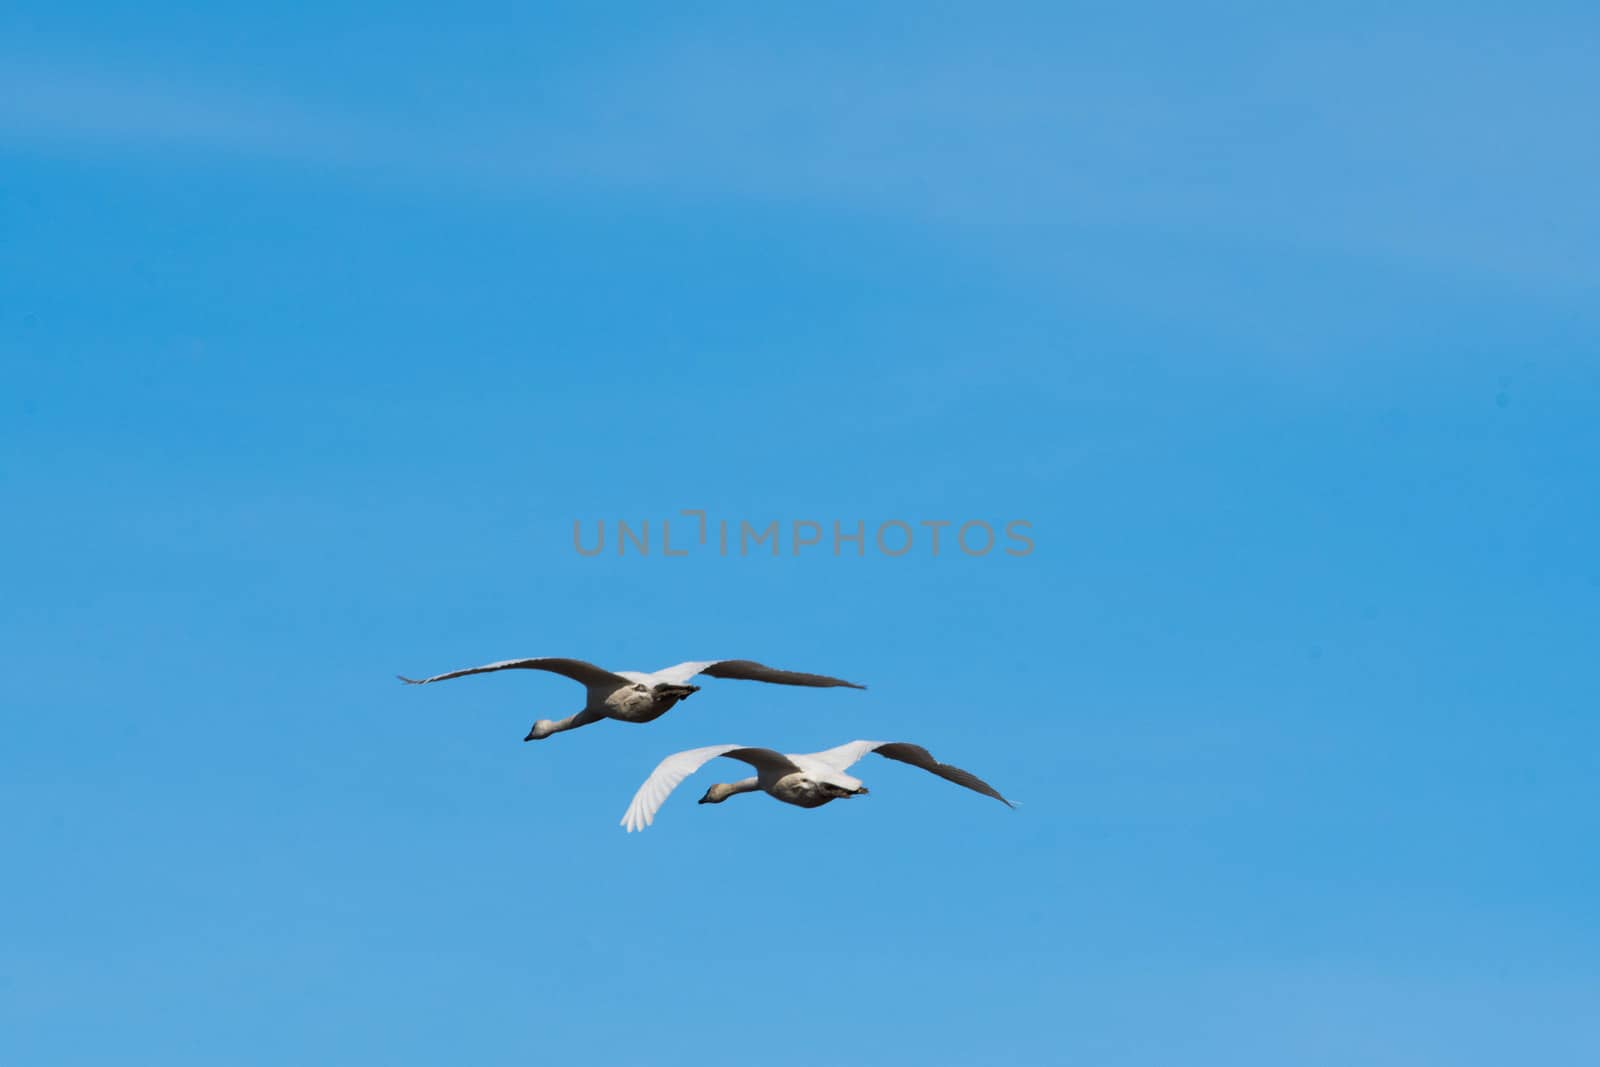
[649,659,865,689]
[397,656,629,691]
[807,739,887,773]
[808,740,1013,807]
[620,745,800,832]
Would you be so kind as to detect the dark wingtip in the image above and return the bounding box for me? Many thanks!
[397,675,423,685]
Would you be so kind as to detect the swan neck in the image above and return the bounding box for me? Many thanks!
[707,776,760,801]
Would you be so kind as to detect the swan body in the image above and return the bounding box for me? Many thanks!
[398,656,863,741]
[621,740,1012,831]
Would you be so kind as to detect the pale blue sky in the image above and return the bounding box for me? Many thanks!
[3,5,1598,1065]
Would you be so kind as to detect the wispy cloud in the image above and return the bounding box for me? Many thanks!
[0,62,374,164]
[4,30,1598,289]
[527,35,1600,287]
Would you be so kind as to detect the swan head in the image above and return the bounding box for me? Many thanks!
[698,782,739,804]
[523,719,557,742]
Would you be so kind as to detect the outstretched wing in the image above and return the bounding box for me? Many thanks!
[620,745,799,832]
[650,659,866,689]
[807,740,1013,808]
[397,657,629,691]
[874,743,1014,807]
[807,739,887,773]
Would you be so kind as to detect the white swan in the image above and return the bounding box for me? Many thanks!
[621,740,1012,831]
[398,657,864,741]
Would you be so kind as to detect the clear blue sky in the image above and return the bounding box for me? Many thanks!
[4,5,1598,1064]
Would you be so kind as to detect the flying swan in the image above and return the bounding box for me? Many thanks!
[398,657,864,741]
[621,740,1012,831]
